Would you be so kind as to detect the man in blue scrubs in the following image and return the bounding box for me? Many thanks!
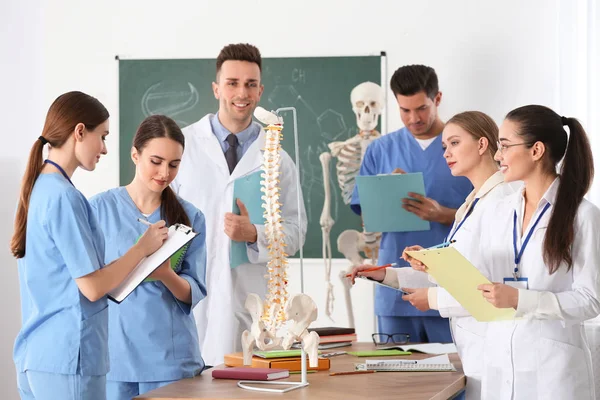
[351,65,472,343]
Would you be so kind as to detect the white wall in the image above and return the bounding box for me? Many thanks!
[2,1,567,398]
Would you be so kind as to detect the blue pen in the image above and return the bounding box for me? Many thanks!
[427,239,456,249]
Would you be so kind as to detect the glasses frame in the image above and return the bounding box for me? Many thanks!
[496,141,535,154]
[371,332,411,346]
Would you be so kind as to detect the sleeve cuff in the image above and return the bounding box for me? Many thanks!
[515,289,539,317]
[428,288,439,310]
[382,268,400,288]
[174,274,205,315]
[247,224,267,264]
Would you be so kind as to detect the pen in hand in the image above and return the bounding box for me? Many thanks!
[345,263,398,278]
[137,217,152,227]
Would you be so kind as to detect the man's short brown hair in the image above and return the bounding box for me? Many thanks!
[216,43,262,76]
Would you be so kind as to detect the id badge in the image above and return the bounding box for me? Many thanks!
[504,277,528,289]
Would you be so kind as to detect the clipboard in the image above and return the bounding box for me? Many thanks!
[108,223,198,303]
[405,247,516,322]
[355,173,430,232]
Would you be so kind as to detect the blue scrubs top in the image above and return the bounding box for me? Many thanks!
[14,173,108,376]
[89,187,207,382]
[351,128,472,317]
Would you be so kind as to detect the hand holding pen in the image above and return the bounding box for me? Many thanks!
[346,263,397,285]
[136,218,169,256]
[402,240,456,273]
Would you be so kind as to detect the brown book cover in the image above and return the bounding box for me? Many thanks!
[212,367,289,380]
[319,333,358,344]
[308,326,355,336]
[224,352,331,371]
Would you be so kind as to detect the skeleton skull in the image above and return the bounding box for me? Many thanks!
[350,81,384,132]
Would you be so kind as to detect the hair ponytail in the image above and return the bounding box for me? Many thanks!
[545,117,594,273]
[10,140,45,258]
[161,186,191,227]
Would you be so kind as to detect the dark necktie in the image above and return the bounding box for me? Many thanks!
[225,134,239,174]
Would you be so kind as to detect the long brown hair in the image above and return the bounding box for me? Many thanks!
[447,111,499,158]
[506,105,594,273]
[11,91,109,258]
[132,115,190,227]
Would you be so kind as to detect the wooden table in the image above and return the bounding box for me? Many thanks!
[137,343,465,400]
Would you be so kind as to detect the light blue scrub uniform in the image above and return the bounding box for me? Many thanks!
[351,128,472,343]
[89,187,207,400]
[14,173,108,400]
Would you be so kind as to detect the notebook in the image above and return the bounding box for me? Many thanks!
[355,173,430,232]
[378,343,458,355]
[230,171,266,269]
[356,354,456,372]
[348,349,412,357]
[107,223,198,303]
[212,367,289,381]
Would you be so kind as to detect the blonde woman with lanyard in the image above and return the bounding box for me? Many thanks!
[473,105,599,399]
[11,91,167,400]
[350,111,518,400]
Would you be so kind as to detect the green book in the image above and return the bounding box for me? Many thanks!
[144,243,189,283]
[253,349,321,359]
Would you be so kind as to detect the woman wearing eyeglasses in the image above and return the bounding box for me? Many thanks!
[472,105,599,399]
[350,110,518,400]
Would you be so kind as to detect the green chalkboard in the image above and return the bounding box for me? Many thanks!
[119,56,381,258]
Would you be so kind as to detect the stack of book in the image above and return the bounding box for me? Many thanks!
[224,350,331,372]
[308,327,357,349]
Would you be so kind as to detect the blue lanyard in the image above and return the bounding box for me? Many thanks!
[512,202,551,277]
[44,159,74,186]
[447,198,480,242]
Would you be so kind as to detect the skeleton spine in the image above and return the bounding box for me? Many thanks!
[260,124,289,331]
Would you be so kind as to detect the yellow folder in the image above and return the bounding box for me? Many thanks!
[405,247,516,322]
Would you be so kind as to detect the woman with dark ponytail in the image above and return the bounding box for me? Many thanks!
[89,115,207,399]
[476,105,599,399]
[12,92,167,400]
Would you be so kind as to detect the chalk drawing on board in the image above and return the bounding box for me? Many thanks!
[317,110,347,141]
[141,82,199,125]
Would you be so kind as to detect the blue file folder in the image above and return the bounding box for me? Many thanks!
[355,173,430,233]
[230,170,266,268]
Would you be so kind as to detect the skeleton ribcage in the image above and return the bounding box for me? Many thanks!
[333,141,362,205]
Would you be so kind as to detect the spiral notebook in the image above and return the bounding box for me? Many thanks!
[108,223,198,304]
[356,354,456,372]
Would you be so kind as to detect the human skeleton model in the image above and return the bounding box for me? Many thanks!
[241,107,320,367]
[319,82,385,326]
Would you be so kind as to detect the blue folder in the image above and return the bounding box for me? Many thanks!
[355,173,430,233]
[230,170,266,268]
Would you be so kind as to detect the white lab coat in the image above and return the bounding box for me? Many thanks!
[384,171,518,400]
[171,115,307,366]
[477,178,600,400]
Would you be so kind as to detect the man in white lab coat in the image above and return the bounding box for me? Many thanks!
[171,43,307,366]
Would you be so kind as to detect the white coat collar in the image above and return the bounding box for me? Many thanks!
[455,170,505,223]
[191,114,266,182]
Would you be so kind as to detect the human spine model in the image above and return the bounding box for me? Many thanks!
[241,107,319,367]
[260,114,288,330]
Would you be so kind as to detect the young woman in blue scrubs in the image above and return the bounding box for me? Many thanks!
[11,91,168,400]
[89,115,207,400]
